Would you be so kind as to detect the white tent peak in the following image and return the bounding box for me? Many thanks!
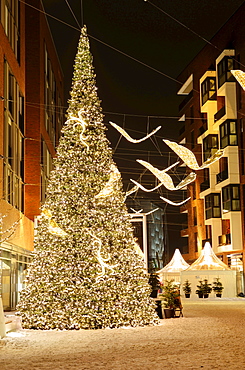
[157,248,190,273]
[187,242,230,271]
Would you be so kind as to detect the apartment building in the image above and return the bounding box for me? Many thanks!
[0,0,64,310]
[177,3,245,291]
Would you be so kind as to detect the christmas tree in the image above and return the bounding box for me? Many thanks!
[17,26,159,330]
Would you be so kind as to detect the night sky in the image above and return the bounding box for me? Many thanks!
[42,0,244,252]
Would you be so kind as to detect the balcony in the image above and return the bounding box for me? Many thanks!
[218,233,231,246]
[216,169,228,184]
[214,106,226,122]
[200,179,210,192]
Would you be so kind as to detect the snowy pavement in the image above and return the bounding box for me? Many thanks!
[1,299,245,369]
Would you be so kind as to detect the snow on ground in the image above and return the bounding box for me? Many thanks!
[1,299,245,370]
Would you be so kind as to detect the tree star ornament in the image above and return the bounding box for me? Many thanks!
[163,139,224,170]
[137,159,196,190]
[110,121,161,143]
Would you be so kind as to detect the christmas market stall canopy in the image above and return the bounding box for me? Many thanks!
[157,249,190,284]
[181,243,236,298]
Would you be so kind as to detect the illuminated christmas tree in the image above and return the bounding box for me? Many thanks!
[17,26,158,330]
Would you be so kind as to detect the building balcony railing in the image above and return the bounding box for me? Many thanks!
[178,91,193,111]
[200,179,210,192]
[214,106,226,122]
[216,169,228,184]
[218,233,231,246]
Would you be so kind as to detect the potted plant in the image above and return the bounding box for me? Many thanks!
[196,280,204,298]
[148,272,161,298]
[212,277,224,298]
[202,279,212,298]
[159,279,180,318]
[182,280,191,298]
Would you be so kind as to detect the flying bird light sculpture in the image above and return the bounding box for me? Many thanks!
[137,159,196,190]
[42,208,68,237]
[95,164,121,198]
[66,109,89,149]
[231,70,245,90]
[110,121,161,143]
[160,196,191,206]
[130,162,179,192]
[163,139,224,170]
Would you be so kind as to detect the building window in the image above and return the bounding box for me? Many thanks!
[222,184,240,213]
[194,232,198,253]
[217,56,235,88]
[0,0,20,61]
[44,45,56,146]
[201,77,216,105]
[40,139,52,204]
[205,193,221,219]
[220,120,237,148]
[203,134,218,161]
[193,207,197,226]
[3,61,24,211]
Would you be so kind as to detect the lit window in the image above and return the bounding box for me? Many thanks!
[205,193,221,219]
[0,0,20,61]
[219,120,237,148]
[222,184,240,212]
[201,77,216,105]
[203,135,218,161]
[217,57,235,88]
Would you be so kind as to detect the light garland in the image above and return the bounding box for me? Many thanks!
[110,121,161,143]
[230,70,245,90]
[95,164,121,198]
[88,231,118,282]
[137,159,196,190]
[41,208,68,237]
[160,196,191,206]
[66,109,89,149]
[163,139,224,170]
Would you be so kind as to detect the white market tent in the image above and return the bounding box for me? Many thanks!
[157,248,190,285]
[181,242,237,298]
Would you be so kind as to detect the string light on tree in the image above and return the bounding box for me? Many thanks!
[17,26,158,330]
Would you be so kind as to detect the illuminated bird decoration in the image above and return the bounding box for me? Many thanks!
[42,208,68,237]
[160,196,191,206]
[124,185,139,200]
[110,121,161,143]
[137,159,196,190]
[66,109,89,149]
[130,162,178,192]
[88,231,118,282]
[95,164,121,198]
[230,70,245,90]
[163,139,224,170]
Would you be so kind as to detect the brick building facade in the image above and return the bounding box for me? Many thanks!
[0,0,64,310]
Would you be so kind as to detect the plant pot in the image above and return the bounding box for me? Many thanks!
[203,294,209,298]
[185,293,190,298]
[197,293,203,298]
[216,293,222,298]
[163,308,175,319]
